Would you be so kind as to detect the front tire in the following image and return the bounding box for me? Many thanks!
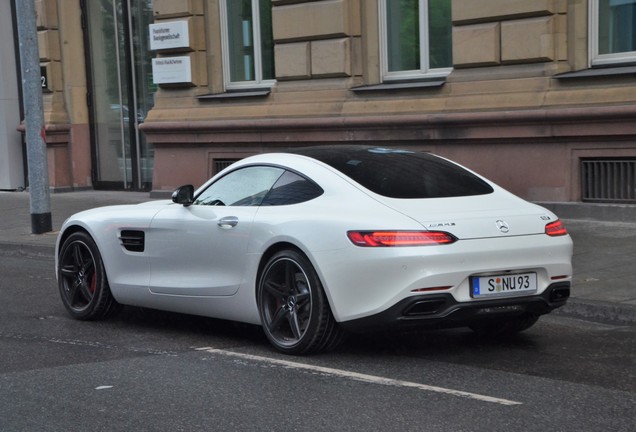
[257,249,343,355]
[57,231,121,320]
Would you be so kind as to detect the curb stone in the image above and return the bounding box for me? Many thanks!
[553,299,636,326]
[0,242,55,259]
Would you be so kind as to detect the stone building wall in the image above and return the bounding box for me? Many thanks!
[24,0,636,203]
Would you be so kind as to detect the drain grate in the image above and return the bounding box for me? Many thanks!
[581,159,636,203]
[214,159,239,174]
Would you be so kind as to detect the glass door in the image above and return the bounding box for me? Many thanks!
[84,0,155,190]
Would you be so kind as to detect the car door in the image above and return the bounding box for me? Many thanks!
[147,165,285,296]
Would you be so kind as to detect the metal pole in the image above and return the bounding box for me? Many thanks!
[15,0,52,234]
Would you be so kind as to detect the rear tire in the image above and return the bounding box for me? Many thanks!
[469,314,539,338]
[257,249,343,355]
[57,231,121,320]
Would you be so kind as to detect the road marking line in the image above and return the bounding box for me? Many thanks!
[195,347,522,406]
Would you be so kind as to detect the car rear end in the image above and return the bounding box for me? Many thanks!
[289,146,573,331]
[314,196,572,329]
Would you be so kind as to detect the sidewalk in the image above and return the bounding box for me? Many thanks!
[1,190,635,325]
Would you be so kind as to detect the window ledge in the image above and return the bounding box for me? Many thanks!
[554,66,636,79]
[351,79,446,93]
[197,89,271,100]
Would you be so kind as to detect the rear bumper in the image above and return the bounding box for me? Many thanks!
[339,282,570,332]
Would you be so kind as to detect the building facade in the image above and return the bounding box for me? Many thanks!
[4,0,636,205]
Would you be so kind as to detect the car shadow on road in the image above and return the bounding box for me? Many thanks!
[110,306,269,347]
[108,305,541,359]
[342,327,541,356]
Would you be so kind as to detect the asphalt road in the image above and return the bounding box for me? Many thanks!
[1,254,634,432]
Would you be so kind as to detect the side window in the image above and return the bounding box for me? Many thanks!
[261,171,324,206]
[379,0,452,81]
[590,0,636,66]
[220,0,275,89]
[194,166,284,206]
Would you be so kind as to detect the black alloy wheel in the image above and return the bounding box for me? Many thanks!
[257,249,343,355]
[58,231,121,320]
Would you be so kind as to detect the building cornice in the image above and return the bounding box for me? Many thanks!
[140,104,636,144]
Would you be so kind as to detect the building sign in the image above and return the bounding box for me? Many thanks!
[40,66,50,92]
[152,56,192,84]
[149,21,189,51]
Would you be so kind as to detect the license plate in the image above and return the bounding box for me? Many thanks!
[471,273,537,298]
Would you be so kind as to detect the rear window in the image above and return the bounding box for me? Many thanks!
[290,146,494,199]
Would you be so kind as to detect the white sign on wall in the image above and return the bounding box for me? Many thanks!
[152,56,192,84]
[149,21,190,51]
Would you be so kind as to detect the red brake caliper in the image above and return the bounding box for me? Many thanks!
[89,273,97,293]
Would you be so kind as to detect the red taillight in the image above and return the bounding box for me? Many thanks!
[545,220,568,236]
[347,231,456,247]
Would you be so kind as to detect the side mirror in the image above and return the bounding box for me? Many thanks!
[172,185,194,206]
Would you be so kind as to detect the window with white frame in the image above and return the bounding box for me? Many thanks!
[590,0,636,66]
[379,0,452,81]
[220,0,275,89]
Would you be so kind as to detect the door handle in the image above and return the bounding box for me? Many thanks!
[218,216,239,229]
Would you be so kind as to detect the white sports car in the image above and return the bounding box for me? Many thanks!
[56,146,573,354]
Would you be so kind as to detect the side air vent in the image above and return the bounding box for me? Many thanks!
[119,230,145,252]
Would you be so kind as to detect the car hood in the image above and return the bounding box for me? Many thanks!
[375,192,555,239]
[136,199,173,207]
[62,200,174,226]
